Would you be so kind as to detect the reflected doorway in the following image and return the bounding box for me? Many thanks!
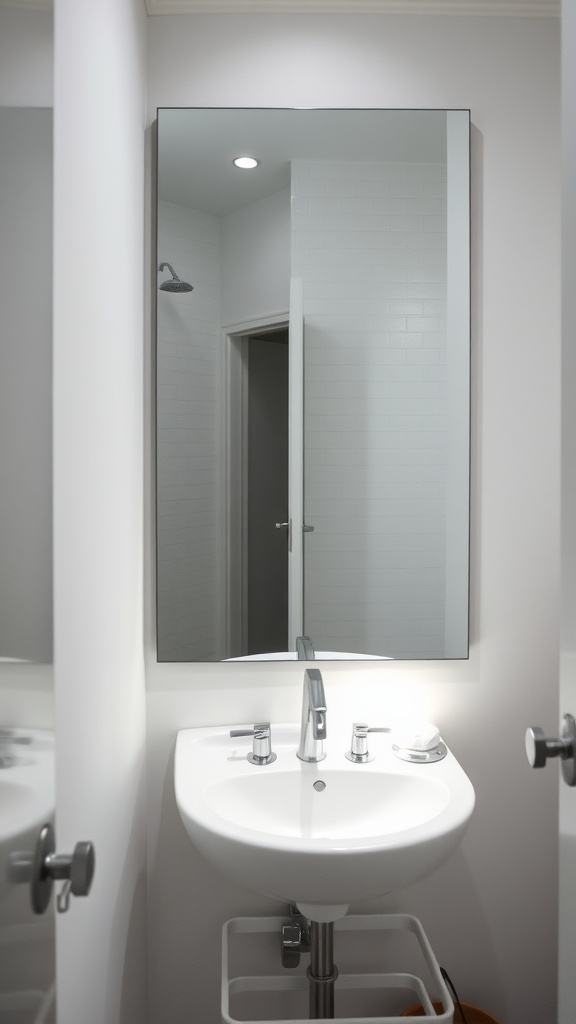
[226,323,289,657]
[248,331,289,654]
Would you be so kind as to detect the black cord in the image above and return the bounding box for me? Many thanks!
[440,967,469,1024]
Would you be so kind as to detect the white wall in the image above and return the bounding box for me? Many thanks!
[145,14,560,1024]
[157,199,224,660]
[53,1,148,1022]
[222,187,291,324]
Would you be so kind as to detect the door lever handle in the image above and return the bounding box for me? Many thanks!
[275,519,292,551]
[525,713,576,786]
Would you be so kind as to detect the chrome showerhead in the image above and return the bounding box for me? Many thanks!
[158,262,193,293]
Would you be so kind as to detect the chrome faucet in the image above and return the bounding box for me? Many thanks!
[296,635,315,661]
[297,668,327,762]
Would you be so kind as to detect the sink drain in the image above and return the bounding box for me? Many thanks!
[313,780,326,792]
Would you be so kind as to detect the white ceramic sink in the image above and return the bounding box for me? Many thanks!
[175,724,474,922]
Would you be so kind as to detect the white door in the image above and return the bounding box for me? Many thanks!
[51,1,148,1021]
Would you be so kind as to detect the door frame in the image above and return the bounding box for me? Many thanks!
[221,312,289,658]
[288,277,304,647]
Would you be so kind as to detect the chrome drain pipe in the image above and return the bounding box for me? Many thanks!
[308,921,338,1019]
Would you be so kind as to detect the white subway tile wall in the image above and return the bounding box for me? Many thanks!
[156,200,223,660]
[293,160,448,658]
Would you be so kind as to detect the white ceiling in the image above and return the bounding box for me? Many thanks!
[158,107,450,215]
[145,0,559,14]
[0,0,560,14]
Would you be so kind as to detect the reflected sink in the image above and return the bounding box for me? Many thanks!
[226,652,390,661]
[175,724,474,922]
[0,730,54,847]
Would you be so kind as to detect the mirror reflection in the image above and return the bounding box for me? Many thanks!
[155,108,470,662]
[0,108,53,664]
[0,104,55,1024]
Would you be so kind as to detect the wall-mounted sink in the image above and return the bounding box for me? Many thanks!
[175,724,474,922]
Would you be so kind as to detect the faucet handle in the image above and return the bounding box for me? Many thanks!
[230,723,277,766]
[345,722,390,763]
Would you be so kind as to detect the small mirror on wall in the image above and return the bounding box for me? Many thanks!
[155,107,470,663]
[0,108,53,665]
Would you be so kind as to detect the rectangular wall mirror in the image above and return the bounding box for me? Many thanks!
[0,107,53,665]
[155,108,470,663]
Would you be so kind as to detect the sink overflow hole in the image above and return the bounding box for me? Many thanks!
[313,780,326,792]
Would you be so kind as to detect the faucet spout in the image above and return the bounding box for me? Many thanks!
[296,636,315,661]
[297,668,327,762]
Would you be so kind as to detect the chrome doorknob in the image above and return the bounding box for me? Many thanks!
[525,714,576,786]
[525,727,563,768]
[9,822,95,914]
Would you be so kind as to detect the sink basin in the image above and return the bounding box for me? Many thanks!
[175,724,474,921]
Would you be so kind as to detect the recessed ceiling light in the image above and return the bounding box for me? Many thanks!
[233,156,259,169]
